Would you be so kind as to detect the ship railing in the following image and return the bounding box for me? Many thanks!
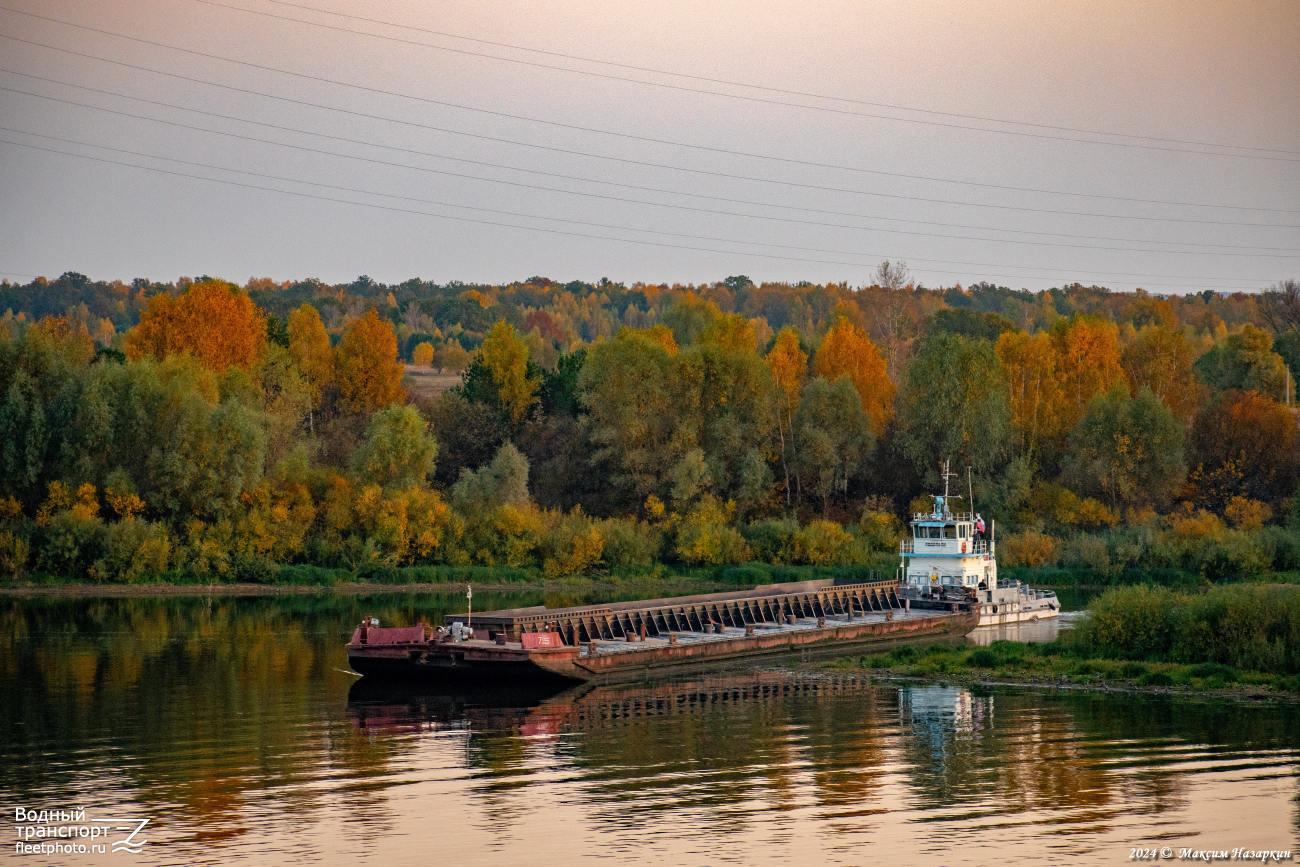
[899,539,989,555]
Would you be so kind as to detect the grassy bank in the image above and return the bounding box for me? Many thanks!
[1002,564,1300,590]
[830,640,1300,695]
[832,583,1300,695]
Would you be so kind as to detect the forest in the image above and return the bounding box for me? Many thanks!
[3,266,1300,585]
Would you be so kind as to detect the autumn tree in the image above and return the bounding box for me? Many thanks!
[1184,390,1300,513]
[815,316,894,434]
[412,341,435,368]
[899,333,1012,480]
[1063,385,1185,510]
[662,294,722,346]
[335,310,405,414]
[126,279,267,370]
[995,330,1058,460]
[1050,316,1124,434]
[700,313,757,353]
[766,327,808,503]
[287,304,334,427]
[1120,326,1203,424]
[480,321,542,424]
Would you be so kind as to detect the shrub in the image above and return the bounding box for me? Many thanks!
[999,530,1058,567]
[600,518,659,568]
[538,508,604,578]
[967,648,998,669]
[742,518,798,564]
[792,520,858,566]
[1187,662,1238,682]
[1139,670,1174,687]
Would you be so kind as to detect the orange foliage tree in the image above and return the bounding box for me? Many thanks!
[126,279,267,370]
[1121,325,1204,423]
[1185,390,1300,511]
[335,310,405,413]
[1050,316,1123,433]
[814,317,894,434]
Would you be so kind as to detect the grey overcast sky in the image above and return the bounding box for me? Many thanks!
[0,0,1297,292]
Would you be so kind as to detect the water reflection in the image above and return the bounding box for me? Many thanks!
[1,595,1297,865]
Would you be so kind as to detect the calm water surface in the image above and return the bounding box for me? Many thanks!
[2,593,1297,866]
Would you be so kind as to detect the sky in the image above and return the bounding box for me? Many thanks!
[0,0,1297,293]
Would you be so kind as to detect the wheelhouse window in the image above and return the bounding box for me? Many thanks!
[943,525,957,539]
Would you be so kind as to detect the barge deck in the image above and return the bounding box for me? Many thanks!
[346,578,978,683]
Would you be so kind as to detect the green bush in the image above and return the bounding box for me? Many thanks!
[967,649,998,669]
[1139,670,1174,687]
[1187,662,1238,682]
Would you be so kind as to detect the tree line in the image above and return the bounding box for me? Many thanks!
[2,267,1299,583]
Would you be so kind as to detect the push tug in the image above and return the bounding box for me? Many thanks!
[899,464,1059,626]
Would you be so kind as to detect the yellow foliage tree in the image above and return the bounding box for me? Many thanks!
[287,304,335,411]
[335,310,405,413]
[995,330,1059,458]
[765,328,807,503]
[701,313,757,353]
[126,279,267,370]
[481,320,541,423]
[622,324,677,356]
[814,317,894,433]
[412,341,435,367]
[1051,317,1123,433]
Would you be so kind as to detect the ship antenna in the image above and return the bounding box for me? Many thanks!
[968,466,974,520]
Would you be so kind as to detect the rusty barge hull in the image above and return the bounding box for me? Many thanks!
[346,578,977,684]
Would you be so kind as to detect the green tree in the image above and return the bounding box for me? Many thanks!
[899,334,1012,480]
[1063,385,1186,510]
[794,376,872,516]
[352,405,438,490]
[1193,324,1287,398]
[450,441,530,513]
[579,331,679,507]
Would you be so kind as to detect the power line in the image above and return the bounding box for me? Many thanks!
[1,59,1295,233]
[254,0,1300,159]
[181,0,1300,162]
[1,12,1297,217]
[5,78,1297,263]
[0,136,1271,290]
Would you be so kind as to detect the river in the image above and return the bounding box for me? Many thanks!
[2,592,1296,865]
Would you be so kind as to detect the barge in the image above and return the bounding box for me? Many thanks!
[346,577,978,683]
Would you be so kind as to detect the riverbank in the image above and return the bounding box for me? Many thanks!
[0,575,731,598]
[826,636,1300,697]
